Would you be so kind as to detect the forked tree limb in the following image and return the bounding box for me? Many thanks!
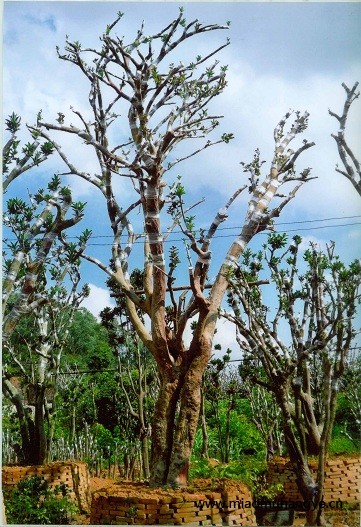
[329,82,361,196]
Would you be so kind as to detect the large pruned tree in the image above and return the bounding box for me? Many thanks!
[224,234,361,525]
[34,10,315,486]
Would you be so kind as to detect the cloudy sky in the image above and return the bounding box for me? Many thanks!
[3,1,361,350]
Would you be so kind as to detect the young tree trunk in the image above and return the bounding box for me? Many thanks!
[71,405,76,442]
[199,388,209,459]
[34,384,47,465]
[266,433,275,463]
[45,403,55,464]
[139,393,150,480]
[140,435,150,480]
[224,402,232,464]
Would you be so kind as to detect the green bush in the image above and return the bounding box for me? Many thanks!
[329,434,359,455]
[190,457,267,487]
[189,457,284,500]
[4,475,77,524]
[197,400,266,462]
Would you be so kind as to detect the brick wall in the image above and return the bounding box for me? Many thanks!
[267,457,360,505]
[2,461,91,513]
[90,484,256,526]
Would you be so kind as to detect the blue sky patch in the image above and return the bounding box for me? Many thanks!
[25,14,56,33]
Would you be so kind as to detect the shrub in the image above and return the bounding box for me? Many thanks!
[189,457,284,499]
[329,434,359,455]
[3,475,77,524]
[190,457,266,486]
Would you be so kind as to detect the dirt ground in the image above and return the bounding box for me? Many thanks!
[72,476,360,527]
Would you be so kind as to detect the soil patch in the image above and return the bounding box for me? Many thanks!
[89,476,250,501]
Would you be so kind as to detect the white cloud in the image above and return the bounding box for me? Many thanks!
[3,2,361,291]
[298,234,328,252]
[183,63,361,217]
[182,315,239,359]
[213,319,240,358]
[4,5,360,220]
[81,283,115,319]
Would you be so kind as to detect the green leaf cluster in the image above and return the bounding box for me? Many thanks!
[3,476,77,524]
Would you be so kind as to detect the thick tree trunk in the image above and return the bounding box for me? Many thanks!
[293,462,326,526]
[149,334,212,487]
[149,374,181,486]
[305,429,321,455]
[166,371,203,486]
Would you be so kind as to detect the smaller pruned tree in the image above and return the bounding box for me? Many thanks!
[2,112,90,338]
[203,348,242,463]
[338,352,361,448]
[2,113,91,465]
[3,249,89,465]
[224,234,360,526]
[101,272,158,480]
[3,111,55,193]
[238,369,284,462]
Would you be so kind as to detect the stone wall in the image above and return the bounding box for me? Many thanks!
[267,457,360,505]
[2,461,91,513]
[90,481,256,526]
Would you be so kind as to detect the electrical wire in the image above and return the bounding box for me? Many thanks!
[76,220,361,246]
[55,346,361,374]
[4,214,361,252]
[4,215,361,244]
[86,214,361,238]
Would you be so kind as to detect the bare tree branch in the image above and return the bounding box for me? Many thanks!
[329,82,361,196]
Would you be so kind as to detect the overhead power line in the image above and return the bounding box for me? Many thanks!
[86,214,361,239]
[55,346,361,375]
[81,221,361,246]
[4,215,361,246]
